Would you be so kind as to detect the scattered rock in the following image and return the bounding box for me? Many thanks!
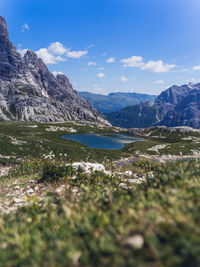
[148,144,169,154]
[56,185,65,193]
[45,126,77,133]
[124,171,133,176]
[72,188,79,194]
[13,198,24,204]
[14,186,20,190]
[119,183,129,189]
[67,162,111,175]
[124,235,144,249]
[26,188,34,195]
[29,180,37,184]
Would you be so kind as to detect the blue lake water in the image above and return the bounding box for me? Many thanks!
[61,133,144,150]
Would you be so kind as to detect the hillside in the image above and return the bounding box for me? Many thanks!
[106,83,200,129]
[0,122,200,266]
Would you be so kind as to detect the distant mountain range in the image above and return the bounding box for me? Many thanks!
[0,16,108,124]
[106,83,200,129]
[78,91,157,114]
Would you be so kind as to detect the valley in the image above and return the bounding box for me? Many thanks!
[0,7,200,266]
[78,91,156,113]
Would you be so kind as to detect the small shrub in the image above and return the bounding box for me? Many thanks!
[132,158,155,172]
[40,161,75,183]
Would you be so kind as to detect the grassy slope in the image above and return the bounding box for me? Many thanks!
[0,123,200,266]
[0,160,200,266]
[0,122,129,163]
[0,122,200,165]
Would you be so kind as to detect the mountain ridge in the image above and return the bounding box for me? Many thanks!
[78,91,156,113]
[0,16,109,124]
[106,83,200,129]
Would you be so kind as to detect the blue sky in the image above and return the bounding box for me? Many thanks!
[1,0,200,95]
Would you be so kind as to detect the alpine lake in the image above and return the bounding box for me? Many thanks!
[61,133,145,150]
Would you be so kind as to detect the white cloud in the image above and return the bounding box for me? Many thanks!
[106,57,115,63]
[52,71,64,76]
[155,80,164,84]
[97,73,105,79]
[86,44,94,49]
[18,48,28,56]
[35,42,68,64]
[121,56,176,73]
[21,23,29,32]
[193,65,200,71]
[48,42,68,55]
[102,52,106,57]
[36,48,57,64]
[55,56,67,62]
[99,67,104,71]
[121,56,144,67]
[92,84,105,94]
[67,50,88,58]
[88,61,96,66]
[120,75,128,82]
[141,60,176,73]
[20,41,88,64]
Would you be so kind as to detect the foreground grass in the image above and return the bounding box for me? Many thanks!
[0,159,200,266]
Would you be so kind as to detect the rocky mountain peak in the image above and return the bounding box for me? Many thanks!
[0,16,9,39]
[106,82,200,129]
[0,16,22,81]
[0,16,109,125]
[24,50,38,63]
[23,50,47,71]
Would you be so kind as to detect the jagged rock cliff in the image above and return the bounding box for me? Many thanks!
[0,16,109,124]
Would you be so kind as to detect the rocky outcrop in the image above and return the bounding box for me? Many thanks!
[156,83,200,128]
[0,16,109,124]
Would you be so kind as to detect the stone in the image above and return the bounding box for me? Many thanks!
[124,235,144,249]
[124,171,133,176]
[119,183,128,189]
[67,162,110,174]
[26,188,34,195]
[29,180,37,184]
[13,197,24,204]
[14,186,20,190]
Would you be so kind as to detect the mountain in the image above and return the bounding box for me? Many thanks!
[105,83,200,129]
[78,91,157,113]
[105,102,158,128]
[0,16,108,124]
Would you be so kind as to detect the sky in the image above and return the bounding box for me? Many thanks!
[1,0,200,95]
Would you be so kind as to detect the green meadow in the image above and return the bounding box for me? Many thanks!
[0,122,200,266]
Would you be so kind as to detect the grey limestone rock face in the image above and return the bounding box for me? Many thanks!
[0,16,109,125]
